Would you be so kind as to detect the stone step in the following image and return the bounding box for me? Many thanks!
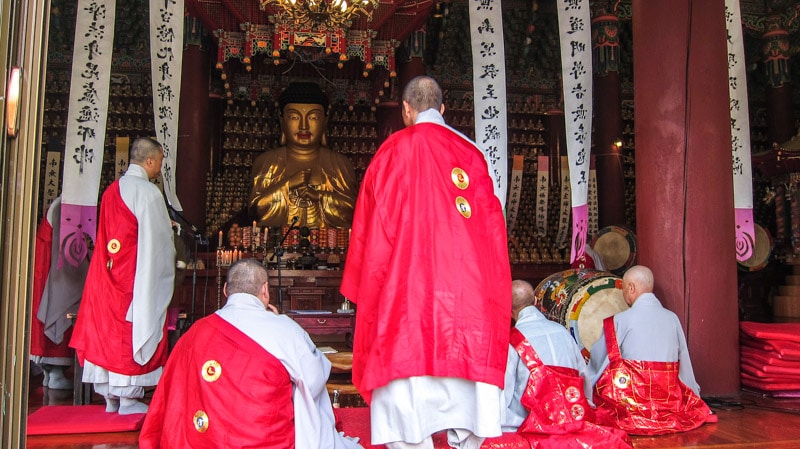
[774,296,800,318]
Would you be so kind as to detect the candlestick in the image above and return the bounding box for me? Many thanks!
[218,230,223,247]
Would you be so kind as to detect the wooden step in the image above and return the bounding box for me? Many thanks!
[785,275,800,286]
[779,285,800,296]
[786,256,800,266]
[773,295,800,317]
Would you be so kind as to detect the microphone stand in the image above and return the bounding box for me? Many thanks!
[167,204,207,324]
[270,217,299,313]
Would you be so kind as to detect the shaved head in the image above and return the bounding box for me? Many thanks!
[511,279,536,314]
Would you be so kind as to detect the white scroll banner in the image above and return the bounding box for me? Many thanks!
[726,0,755,261]
[469,0,509,208]
[60,0,116,267]
[150,0,184,211]
[506,155,525,232]
[557,156,572,248]
[588,156,599,237]
[536,156,550,237]
[557,0,593,263]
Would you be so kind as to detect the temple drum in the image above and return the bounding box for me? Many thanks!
[533,269,629,354]
[737,223,773,272]
[591,225,637,275]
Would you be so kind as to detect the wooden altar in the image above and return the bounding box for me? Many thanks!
[172,252,568,339]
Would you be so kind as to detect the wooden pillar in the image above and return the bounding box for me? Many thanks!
[633,0,739,396]
[762,18,794,144]
[177,21,211,232]
[592,12,626,229]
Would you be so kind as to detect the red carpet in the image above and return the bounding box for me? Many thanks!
[27,405,145,435]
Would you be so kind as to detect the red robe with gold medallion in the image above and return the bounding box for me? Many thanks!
[341,122,512,403]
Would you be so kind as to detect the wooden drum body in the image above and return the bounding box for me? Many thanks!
[533,269,629,355]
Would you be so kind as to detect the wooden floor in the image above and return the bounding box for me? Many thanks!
[24,369,800,449]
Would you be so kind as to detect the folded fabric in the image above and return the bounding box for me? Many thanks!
[740,322,800,344]
[741,347,800,367]
[740,335,800,360]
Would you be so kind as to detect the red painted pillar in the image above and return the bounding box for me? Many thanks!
[633,0,739,396]
[177,20,211,232]
[762,17,794,145]
[592,11,626,229]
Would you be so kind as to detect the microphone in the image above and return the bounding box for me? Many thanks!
[291,216,299,224]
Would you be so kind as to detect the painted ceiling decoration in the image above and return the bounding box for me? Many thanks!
[185,0,435,85]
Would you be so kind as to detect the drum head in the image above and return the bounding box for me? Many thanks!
[738,224,773,272]
[533,269,586,324]
[591,226,637,275]
[566,275,629,352]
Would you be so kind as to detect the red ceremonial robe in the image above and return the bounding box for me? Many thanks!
[139,313,294,449]
[509,328,632,449]
[30,215,72,358]
[70,182,168,375]
[593,317,711,435]
[340,122,512,403]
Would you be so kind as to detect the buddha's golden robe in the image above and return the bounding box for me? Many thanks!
[249,146,357,229]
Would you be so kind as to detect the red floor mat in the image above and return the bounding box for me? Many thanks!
[27,405,145,435]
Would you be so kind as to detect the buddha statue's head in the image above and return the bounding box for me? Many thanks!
[278,82,329,152]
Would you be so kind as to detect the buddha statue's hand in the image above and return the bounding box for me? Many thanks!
[287,169,311,189]
[295,184,321,202]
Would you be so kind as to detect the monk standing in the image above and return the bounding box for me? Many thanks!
[341,76,511,449]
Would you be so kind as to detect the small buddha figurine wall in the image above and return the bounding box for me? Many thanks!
[248,82,357,229]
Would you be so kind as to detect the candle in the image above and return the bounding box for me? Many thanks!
[218,230,223,247]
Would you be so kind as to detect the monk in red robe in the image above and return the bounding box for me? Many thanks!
[341,76,512,449]
[30,196,89,390]
[71,137,176,415]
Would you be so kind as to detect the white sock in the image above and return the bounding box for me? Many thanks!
[119,397,148,415]
[46,367,72,390]
[105,397,120,413]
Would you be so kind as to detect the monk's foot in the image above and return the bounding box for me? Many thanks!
[119,398,148,415]
[105,397,120,413]
[46,368,72,390]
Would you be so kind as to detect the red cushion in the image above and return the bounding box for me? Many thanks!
[27,405,145,436]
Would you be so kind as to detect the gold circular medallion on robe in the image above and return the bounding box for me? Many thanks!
[193,410,210,433]
[455,196,472,218]
[613,370,630,389]
[107,238,121,254]
[202,360,222,382]
[451,167,469,190]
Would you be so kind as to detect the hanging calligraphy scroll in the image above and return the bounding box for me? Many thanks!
[150,0,184,210]
[506,155,525,232]
[557,156,572,247]
[469,0,509,207]
[536,156,550,237]
[60,0,116,267]
[115,136,130,180]
[588,155,598,237]
[43,151,61,215]
[557,0,593,262]
[725,0,755,262]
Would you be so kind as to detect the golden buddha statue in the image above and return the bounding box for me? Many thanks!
[249,82,357,229]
